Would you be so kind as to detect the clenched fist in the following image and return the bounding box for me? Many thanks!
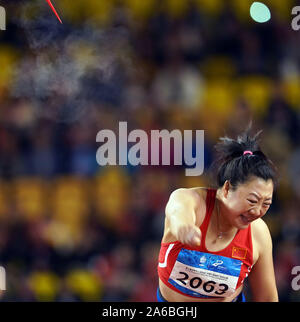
[176,224,202,247]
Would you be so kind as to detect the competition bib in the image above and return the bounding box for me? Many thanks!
[168,249,242,298]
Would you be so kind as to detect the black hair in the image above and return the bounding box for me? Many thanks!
[211,125,278,190]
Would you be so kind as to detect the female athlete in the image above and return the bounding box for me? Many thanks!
[157,128,279,302]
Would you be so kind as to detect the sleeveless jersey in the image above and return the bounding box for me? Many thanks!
[158,188,254,298]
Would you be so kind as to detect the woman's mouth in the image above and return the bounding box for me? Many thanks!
[240,214,252,225]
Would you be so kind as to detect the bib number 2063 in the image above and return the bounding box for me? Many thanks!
[176,271,228,295]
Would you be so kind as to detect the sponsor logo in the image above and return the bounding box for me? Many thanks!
[212,260,224,267]
[200,255,207,265]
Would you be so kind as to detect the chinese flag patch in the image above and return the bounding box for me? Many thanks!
[232,247,247,259]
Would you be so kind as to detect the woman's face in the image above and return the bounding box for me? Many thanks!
[221,176,274,229]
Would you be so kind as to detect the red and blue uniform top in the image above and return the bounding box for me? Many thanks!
[158,188,254,298]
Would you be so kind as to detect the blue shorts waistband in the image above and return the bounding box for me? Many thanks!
[156,287,246,302]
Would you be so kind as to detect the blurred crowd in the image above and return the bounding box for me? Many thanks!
[0,0,299,301]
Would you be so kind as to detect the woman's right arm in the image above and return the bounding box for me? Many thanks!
[165,188,205,247]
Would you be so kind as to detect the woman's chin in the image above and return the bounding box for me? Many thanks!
[236,214,252,229]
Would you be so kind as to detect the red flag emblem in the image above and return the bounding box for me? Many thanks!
[232,247,247,259]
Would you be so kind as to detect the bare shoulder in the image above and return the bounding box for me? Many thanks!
[169,187,204,200]
[251,218,273,257]
[252,218,271,240]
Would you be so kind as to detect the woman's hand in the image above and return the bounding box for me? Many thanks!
[176,224,202,247]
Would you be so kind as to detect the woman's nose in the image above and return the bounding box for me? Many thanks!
[249,207,262,218]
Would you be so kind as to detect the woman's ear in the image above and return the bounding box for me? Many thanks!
[222,180,231,198]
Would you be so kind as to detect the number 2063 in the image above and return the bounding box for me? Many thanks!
[176,271,229,295]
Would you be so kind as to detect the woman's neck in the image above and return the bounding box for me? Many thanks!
[214,190,238,237]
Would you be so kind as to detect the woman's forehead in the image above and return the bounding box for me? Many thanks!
[238,177,274,197]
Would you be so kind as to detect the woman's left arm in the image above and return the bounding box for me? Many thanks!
[248,219,279,302]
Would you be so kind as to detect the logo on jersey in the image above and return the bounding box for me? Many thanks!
[200,255,207,265]
[232,247,247,260]
[212,260,224,267]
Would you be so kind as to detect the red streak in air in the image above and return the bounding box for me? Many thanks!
[45,0,63,24]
